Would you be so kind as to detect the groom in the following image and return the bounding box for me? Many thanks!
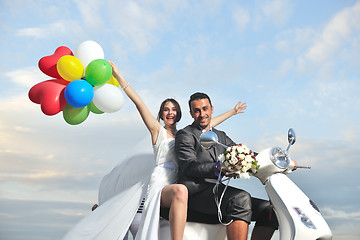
[175,92,278,240]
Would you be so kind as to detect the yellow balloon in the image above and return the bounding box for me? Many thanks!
[57,55,84,82]
[107,75,120,87]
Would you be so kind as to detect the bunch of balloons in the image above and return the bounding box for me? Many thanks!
[28,40,124,125]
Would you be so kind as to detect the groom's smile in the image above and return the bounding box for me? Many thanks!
[190,98,214,130]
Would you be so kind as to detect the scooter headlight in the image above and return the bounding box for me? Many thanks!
[293,207,316,229]
[270,147,290,169]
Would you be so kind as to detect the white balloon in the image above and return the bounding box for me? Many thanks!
[93,84,124,113]
[74,40,105,71]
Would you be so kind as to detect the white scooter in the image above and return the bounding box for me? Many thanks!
[194,128,333,240]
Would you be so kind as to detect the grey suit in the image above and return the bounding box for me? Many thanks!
[175,123,235,194]
[175,122,278,227]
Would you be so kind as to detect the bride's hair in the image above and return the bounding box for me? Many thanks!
[157,98,182,124]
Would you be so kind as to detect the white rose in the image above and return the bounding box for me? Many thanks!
[243,146,250,154]
[236,146,243,153]
[229,157,238,165]
[238,154,246,160]
[245,155,253,163]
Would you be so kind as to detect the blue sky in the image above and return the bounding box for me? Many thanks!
[0,0,359,239]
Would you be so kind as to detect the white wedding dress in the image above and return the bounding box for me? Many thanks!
[62,126,227,240]
[61,126,178,240]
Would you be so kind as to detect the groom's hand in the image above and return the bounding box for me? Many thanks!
[224,171,240,178]
[219,167,239,178]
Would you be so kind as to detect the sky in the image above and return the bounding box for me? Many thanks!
[0,0,359,239]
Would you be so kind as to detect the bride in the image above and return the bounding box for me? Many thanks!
[62,61,247,240]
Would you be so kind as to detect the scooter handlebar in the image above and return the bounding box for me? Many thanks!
[294,165,311,169]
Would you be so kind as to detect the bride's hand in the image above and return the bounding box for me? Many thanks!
[233,100,247,115]
[109,60,123,80]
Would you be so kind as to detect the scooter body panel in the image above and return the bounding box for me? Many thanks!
[266,174,332,240]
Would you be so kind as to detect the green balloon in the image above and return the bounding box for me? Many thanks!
[85,59,112,86]
[89,101,104,114]
[63,104,90,125]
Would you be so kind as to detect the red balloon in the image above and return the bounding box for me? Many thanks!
[28,79,69,116]
[38,46,73,79]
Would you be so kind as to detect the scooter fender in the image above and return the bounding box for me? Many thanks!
[265,174,332,240]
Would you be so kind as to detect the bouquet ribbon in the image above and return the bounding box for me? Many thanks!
[213,160,234,226]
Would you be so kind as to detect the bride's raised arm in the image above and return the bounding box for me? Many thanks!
[109,61,161,144]
[211,100,247,127]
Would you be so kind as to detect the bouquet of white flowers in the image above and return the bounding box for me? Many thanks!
[214,144,260,224]
[218,144,259,178]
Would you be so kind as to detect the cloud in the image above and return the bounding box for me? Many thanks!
[275,58,293,77]
[0,198,90,240]
[275,27,316,54]
[232,5,250,32]
[296,76,360,128]
[1,1,360,239]
[73,0,104,29]
[16,21,70,39]
[322,207,360,220]
[0,77,149,203]
[16,19,87,43]
[341,127,360,142]
[297,1,360,72]
[105,0,183,54]
[5,66,46,88]
[252,130,360,181]
[258,0,292,26]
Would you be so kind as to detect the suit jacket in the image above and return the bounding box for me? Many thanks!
[175,122,236,195]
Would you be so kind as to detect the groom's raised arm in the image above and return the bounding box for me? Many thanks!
[175,128,217,179]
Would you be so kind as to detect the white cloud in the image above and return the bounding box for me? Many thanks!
[105,1,169,54]
[16,20,85,41]
[0,83,148,203]
[256,43,268,55]
[104,0,190,54]
[253,130,360,171]
[17,21,67,39]
[5,66,46,88]
[341,127,360,142]
[322,207,360,220]
[275,58,293,77]
[275,27,316,54]
[259,0,292,26]
[13,126,34,133]
[16,27,47,39]
[293,27,316,46]
[232,5,250,32]
[1,1,360,239]
[297,1,360,71]
[74,0,104,29]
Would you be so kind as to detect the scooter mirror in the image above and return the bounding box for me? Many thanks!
[286,128,296,152]
[200,131,229,149]
[288,128,296,145]
[199,131,218,149]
